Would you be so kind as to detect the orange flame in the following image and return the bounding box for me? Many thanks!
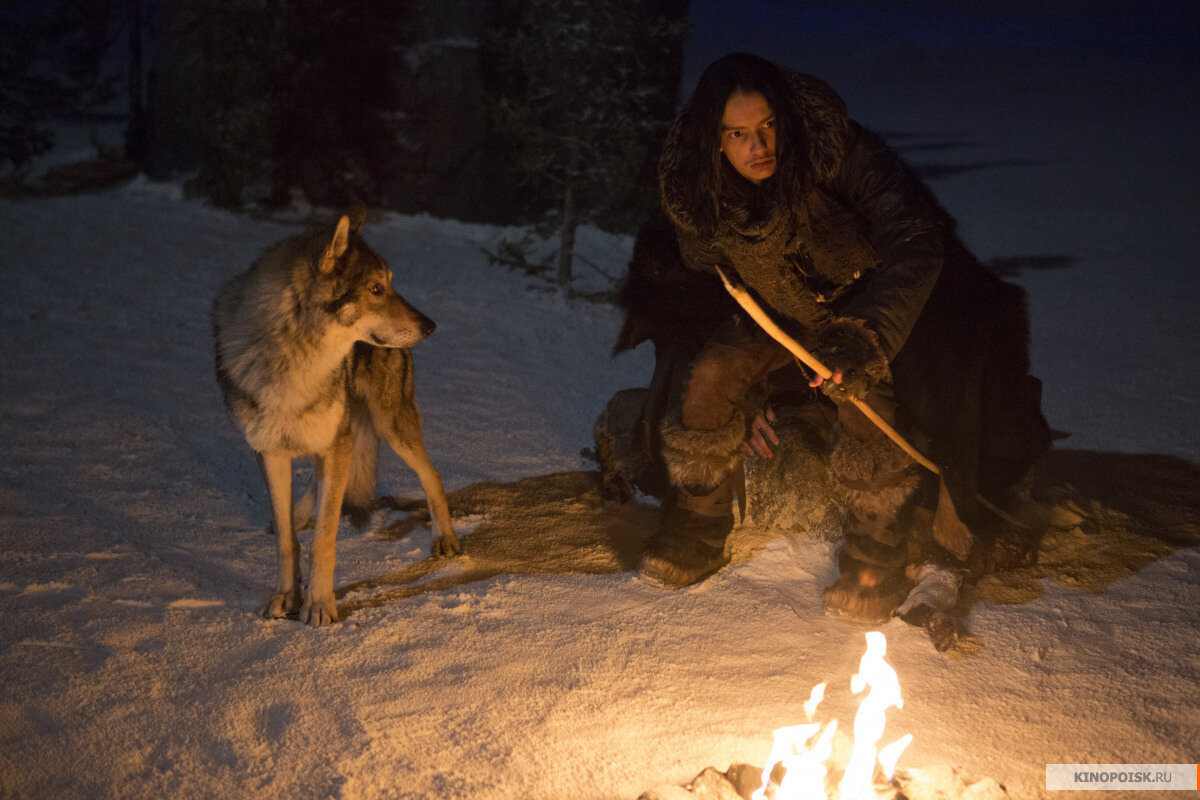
[753,632,911,799]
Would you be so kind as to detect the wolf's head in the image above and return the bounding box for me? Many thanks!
[313,212,436,348]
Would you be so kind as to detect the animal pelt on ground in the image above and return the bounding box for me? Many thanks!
[212,211,458,627]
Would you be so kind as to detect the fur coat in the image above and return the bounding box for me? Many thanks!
[616,71,1053,561]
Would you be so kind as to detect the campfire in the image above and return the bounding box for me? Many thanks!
[745,631,911,800]
[640,633,1008,800]
[750,632,912,800]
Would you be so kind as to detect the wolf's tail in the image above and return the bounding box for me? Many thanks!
[293,479,316,532]
[344,408,379,528]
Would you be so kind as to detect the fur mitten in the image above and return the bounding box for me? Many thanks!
[812,318,890,401]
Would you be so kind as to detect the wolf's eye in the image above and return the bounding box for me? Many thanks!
[369,283,385,296]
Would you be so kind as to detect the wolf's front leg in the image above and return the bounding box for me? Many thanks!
[258,452,302,618]
[302,435,353,627]
[391,437,459,558]
[424,467,460,558]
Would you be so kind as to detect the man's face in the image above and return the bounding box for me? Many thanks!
[719,90,776,184]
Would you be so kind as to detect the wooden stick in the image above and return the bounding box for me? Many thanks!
[714,266,940,474]
[714,267,1029,534]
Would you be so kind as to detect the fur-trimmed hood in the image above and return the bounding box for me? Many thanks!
[658,69,852,237]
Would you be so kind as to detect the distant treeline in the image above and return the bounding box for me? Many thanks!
[144,0,688,235]
[1,0,687,287]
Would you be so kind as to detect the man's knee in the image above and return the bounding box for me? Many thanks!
[680,345,753,430]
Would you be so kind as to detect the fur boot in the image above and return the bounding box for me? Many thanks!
[641,413,745,588]
[823,432,921,623]
[641,477,737,589]
[828,432,920,544]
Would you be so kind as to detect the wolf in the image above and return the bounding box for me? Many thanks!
[212,210,459,627]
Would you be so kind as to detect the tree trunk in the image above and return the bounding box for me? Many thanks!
[125,0,148,162]
[557,147,581,295]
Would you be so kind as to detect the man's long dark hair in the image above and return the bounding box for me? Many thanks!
[666,53,807,236]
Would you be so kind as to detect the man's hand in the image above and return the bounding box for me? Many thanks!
[811,320,889,402]
[809,368,845,394]
[746,405,779,458]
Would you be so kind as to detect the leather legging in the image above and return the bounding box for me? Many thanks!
[677,314,899,443]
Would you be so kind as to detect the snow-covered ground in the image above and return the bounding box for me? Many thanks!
[3,8,1199,800]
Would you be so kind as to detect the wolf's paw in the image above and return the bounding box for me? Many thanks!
[262,589,302,619]
[432,532,462,559]
[300,595,339,627]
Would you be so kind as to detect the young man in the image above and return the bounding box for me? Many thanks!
[634,53,1051,621]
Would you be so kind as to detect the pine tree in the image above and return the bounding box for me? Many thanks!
[0,0,120,184]
[486,0,686,294]
[187,0,292,208]
[178,0,421,209]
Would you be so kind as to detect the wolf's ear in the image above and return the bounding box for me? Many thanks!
[319,215,351,274]
[348,203,367,234]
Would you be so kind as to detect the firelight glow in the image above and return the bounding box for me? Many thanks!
[752,632,912,800]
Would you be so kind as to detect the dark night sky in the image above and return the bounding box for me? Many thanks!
[682,0,1200,90]
[5,1,1198,94]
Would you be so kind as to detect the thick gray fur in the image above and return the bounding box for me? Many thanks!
[212,214,459,627]
[828,433,919,523]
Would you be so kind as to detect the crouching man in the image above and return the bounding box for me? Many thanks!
[607,53,1052,624]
